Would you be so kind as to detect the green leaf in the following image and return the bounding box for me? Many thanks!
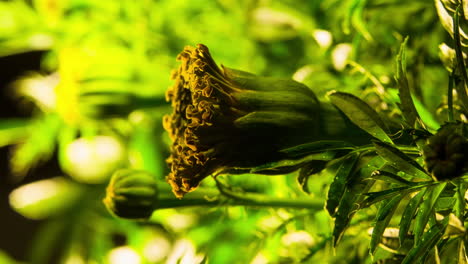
[413,182,448,244]
[350,0,372,41]
[412,95,440,131]
[0,119,30,148]
[250,151,336,175]
[0,250,21,264]
[330,154,383,246]
[280,140,354,158]
[401,217,449,264]
[373,141,431,180]
[361,186,414,208]
[332,188,357,247]
[370,193,405,253]
[453,6,468,113]
[454,183,468,219]
[27,218,69,264]
[326,152,359,216]
[435,197,456,211]
[399,189,426,244]
[332,171,374,246]
[8,177,83,220]
[343,0,372,41]
[333,178,374,247]
[329,91,392,144]
[128,119,165,176]
[370,170,415,186]
[27,188,96,264]
[10,114,61,179]
[395,36,422,128]
[439,238,467,264]
[57,125,78,172]
[78,91,167,119]
[300,236,333,263]
[297,160,327,194]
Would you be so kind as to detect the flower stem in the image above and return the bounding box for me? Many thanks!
[157,195,324,210]
[156,183,323,210]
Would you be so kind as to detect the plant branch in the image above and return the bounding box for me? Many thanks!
[155,179,324,211]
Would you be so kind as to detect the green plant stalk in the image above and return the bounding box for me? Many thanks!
[453,5,468,114]
[448,72,455,122]
[156,183,323,210]
[157,196,324,210]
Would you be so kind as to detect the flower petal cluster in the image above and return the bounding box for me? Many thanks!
[163,44,321,198]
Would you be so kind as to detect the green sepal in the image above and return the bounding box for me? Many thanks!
[103,169,159,219]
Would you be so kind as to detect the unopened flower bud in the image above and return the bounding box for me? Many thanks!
[103,169,158,219]
[423,122,468,180]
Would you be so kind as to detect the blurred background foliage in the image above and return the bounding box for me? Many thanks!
[0,0,466,263]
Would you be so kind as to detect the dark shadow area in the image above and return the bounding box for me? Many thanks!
[0,51,60,262]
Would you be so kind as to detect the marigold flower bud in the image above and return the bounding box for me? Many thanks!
[423,122,468,180]
[103,169,158,219]
[163,44,368,198]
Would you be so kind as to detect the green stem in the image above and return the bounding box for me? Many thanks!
[448,72,455,122]
[156,184,323,210]
[453,5,468,114]
[157,196,324,210]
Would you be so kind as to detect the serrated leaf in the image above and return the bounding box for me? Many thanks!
[373,141,430,180]
[401,217,449,264]
[453,6,468,113]
[413,182,448,244]
[331,155,384,246]
[333,172,374,246]
[399,189,426,244]
[332,188,357,246]
[370,170,415,186]
[297,160,327,194]
[329,92,392,144]
[370,193,405,253]
[361,186,414,208]
[326,153,359,216]
[250,151,336,175]
[395,37,422,127]
[281,140,354,158]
